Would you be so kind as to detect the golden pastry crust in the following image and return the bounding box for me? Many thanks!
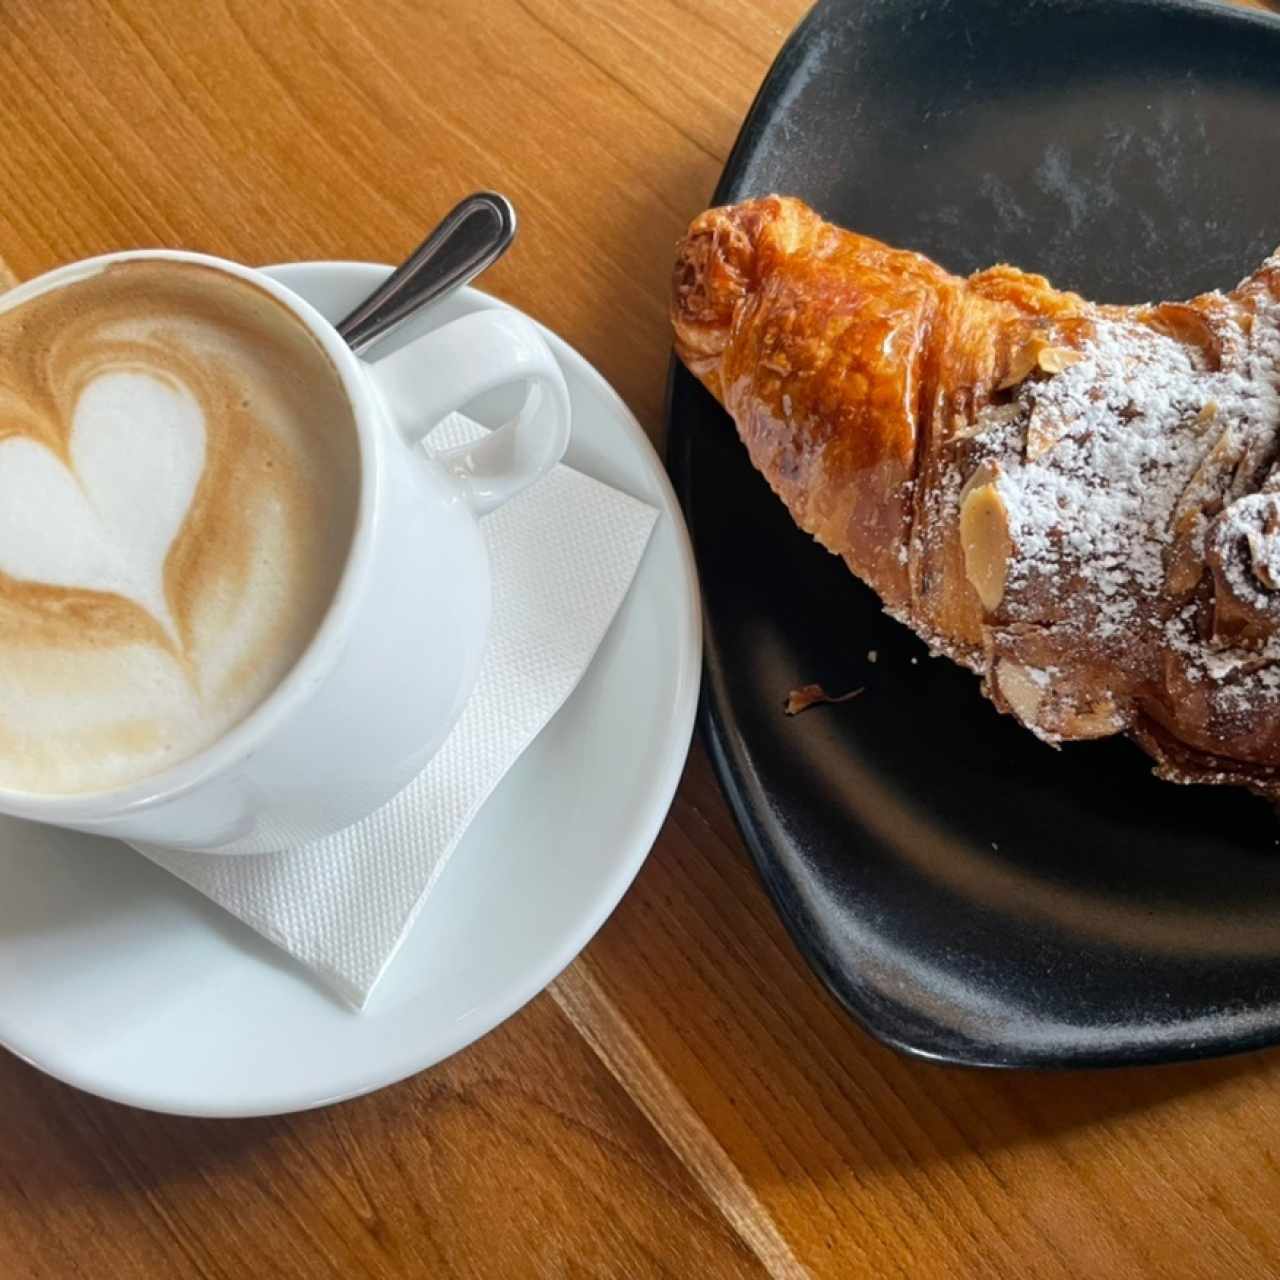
[672,194,1280,798]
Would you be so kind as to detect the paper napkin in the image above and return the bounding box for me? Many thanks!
[133,412,659,1008]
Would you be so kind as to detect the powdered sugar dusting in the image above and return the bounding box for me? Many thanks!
[994,311,1278,641]
[944,279,1280,755]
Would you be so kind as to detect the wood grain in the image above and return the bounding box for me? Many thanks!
[0,995,766,1280]
[569,750,1280,1279]
[1,0,1280,1277]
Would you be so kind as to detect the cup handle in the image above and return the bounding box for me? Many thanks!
[361,309,571,514]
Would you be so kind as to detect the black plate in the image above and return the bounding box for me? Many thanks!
[667,0,1280,1067]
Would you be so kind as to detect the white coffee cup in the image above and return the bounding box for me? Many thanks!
[0,249,571,855]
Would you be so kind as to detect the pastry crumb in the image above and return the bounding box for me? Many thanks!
[784,683,864,715]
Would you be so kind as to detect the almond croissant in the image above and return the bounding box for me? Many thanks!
[672,195,1280,797]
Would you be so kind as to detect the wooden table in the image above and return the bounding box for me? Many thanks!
[3,2,1280,1276]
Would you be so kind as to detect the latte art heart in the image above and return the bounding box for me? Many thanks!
[0,370,206,644]
[0,260,360,795]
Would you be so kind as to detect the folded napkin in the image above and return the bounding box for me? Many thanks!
[134,412,659,1008]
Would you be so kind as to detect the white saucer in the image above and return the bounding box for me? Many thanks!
[0,265,701,1117]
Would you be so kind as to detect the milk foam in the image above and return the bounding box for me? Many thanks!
[0,371,206,641]
[0,261,360,794]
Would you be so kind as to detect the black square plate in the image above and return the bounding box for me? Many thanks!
[667,0,1280,1066]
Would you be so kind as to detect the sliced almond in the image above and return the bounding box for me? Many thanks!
[1035,345,1084,375]
[1179,431,1244,518]
[1025,408,1063,462]
[958,458,999,503]
[1164,539,1206,598]
[953,402,1023,442]
[1059,697,1124,739]
[984,402,1024,427]
[1195,400,1219,430]
[959,471,1013,612]
[997,342,1041,390]
[995,659,1045,727]
[998,338,1082,390]
[1247,500,1280,589]
[1164,424,1247,598]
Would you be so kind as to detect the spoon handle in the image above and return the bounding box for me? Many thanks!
[336,191,517,355]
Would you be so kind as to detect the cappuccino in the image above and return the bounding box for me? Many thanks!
[0,260,359,794]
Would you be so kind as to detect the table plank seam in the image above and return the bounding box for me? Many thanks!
[551,960,813,1280]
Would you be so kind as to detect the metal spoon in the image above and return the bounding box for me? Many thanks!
[336,191,517,355]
